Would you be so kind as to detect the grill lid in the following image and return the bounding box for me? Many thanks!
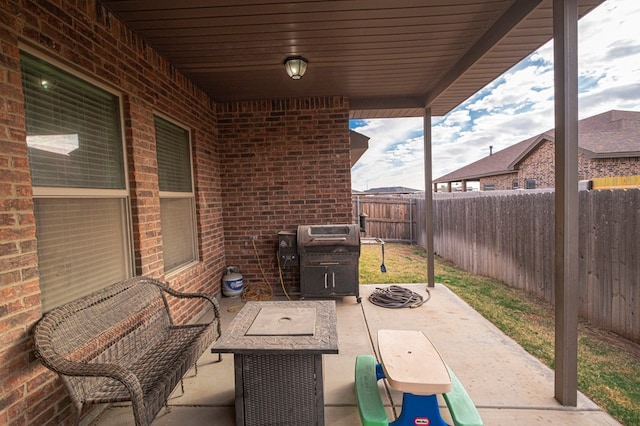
[297,224,360,254]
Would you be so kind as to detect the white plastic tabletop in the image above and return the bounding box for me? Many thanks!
[377,329,452,395]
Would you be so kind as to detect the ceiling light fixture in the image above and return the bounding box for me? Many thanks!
[283,56,308,80]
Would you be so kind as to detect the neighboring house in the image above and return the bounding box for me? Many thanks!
[359,186,423,195]
[434,110,640,191]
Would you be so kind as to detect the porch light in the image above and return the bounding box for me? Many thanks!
[283,56,308,80]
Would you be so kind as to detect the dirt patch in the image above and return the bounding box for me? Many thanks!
[579,319,640,362]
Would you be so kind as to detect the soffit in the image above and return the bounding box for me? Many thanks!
[99,0,603,118]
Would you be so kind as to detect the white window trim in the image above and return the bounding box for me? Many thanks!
[154,113,199,274]
[21,47,135,305]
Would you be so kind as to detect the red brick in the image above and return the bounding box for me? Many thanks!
[0,308,40,334]
[0,241,18,256]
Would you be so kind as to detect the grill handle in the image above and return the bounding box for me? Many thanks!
[323,272,336,288]
[311,237,347,242]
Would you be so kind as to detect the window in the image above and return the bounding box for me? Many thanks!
[484,183,496,191]
[512,180,519,189]
[21,52,132,311]
[154,116,198,272]
[525,179,536,189]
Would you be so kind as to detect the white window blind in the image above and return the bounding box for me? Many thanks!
[156,117,192,192]
[34,198,131,311]
[21,53,125,189]
[160,198,197,271]
[21,52,132,311]
[154,116,198,273]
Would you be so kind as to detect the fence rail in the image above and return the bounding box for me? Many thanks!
[354,190,640,343]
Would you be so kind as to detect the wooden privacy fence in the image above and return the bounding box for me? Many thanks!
[352,195,417,243]
[353,190,639,342]
[427,189,640,343]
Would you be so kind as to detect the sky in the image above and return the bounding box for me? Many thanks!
[350,0,640,192]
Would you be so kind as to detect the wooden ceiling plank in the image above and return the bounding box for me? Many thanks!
[105,2,508,23]
[426,0,545,107]
[137,20,488,40]
[98,0,606,117]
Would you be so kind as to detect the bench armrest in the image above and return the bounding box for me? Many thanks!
[34,320,147,419]
[152,280,222,337]
[34,319,142,384]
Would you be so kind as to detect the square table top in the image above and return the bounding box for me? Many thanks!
[212,300,339,355]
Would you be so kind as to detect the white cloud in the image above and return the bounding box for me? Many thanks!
[351,118,425,190]
[351,0,640,191]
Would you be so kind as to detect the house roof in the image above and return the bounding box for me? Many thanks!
[350,130,370,167]
[435,110,640,183]
[361,186,423,194]
[578,110,640,158]
[99,0,603,119]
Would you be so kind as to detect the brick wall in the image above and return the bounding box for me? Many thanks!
[516,140,556,188]
[217,98,353,293]
[581,156,640,179]
[0,12,43,424]
[479,140,640,191]
[479,172,518,190]
[519,141,640,187]
[0,1,224,424]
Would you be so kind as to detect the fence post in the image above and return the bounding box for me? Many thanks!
[409,198,413,244]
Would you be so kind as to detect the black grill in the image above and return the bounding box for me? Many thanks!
[297,224,361,303]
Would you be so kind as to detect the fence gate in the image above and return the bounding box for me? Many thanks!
[352,195,417,243]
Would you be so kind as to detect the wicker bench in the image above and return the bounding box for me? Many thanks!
[33,276,222,426]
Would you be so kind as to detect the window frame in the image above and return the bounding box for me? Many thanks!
[20,46,134,311]
[154,113,199,275]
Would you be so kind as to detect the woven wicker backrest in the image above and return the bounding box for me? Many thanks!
[36,278,171,402]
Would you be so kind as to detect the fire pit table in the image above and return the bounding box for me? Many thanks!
[211,300,338,426]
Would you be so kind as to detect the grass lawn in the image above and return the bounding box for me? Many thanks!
[359,243,640,426]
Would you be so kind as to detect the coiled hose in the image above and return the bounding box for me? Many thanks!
[368,285,430,308]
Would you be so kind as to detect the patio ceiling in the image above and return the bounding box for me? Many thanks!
[99,0,603,119]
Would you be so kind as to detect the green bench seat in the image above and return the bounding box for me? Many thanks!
[442,366,483,426]
[355,354,388,426]
[355,354,483,426]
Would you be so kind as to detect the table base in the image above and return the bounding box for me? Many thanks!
[391,393,448,426]
[234,353,324,426]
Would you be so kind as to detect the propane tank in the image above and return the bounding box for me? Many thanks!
[222,266,243,297]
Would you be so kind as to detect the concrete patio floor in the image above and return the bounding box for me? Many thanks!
[90,284,620,425]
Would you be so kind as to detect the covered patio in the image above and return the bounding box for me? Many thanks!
[0,0,611,424]
[90,285,619,425]
[94,0,604,406]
